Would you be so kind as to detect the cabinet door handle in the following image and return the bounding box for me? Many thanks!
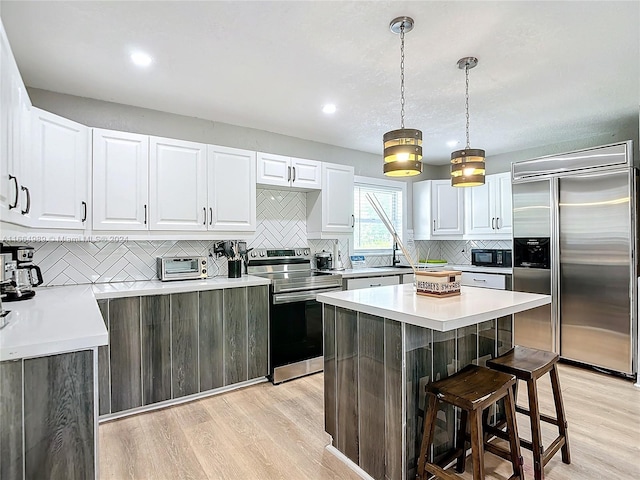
[370,284,382,287]
[473,278,487,282]
[144,204,147,225]
[209,207,213,226]
[351,214,355,227]
[21,186,31,215]
[292,166,296,182]
[203,207,207,225]
[287,166,291,182]
[8,175,18,209]
[81,201,87,222]
[491,217,495,229]
[433,219,436,232]
[496,217,500,229]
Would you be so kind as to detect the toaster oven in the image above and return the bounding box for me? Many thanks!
[157,256,208,281]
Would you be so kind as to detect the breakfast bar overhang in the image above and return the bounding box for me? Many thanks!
[317,283,551,480]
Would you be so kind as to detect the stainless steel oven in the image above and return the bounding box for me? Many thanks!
[247,248,342,384]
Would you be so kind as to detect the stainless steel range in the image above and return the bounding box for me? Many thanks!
[247,247,342,384]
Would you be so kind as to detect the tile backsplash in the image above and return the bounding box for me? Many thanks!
[416,239,512,265]
[4,187,513,286]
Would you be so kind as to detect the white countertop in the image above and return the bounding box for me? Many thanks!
[0,285,108,362]
[92,275,271,299]
[338,264,512,278]
[316,283,549,332]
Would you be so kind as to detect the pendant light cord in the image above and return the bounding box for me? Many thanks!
[465,64,470,149]
[400,23,405,129]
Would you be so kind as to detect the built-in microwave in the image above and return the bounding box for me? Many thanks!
[157,256,208,281]
[471,249,512,267]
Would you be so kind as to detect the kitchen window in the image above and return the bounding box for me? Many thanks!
[353,176,407,252]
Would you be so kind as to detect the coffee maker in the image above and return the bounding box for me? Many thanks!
[0,245,43,301]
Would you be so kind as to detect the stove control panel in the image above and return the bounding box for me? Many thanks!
[249,248,310,259]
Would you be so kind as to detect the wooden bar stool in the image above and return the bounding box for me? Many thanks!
[416,364,524,480]
[486,346,570,480]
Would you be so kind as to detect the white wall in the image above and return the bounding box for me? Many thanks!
[426,113,640,179]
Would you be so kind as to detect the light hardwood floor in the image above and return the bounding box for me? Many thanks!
[100,364,640,480]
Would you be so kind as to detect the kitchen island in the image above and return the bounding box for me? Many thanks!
[317,283,550,480]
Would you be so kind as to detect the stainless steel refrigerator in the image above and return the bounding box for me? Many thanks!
[511,141,637,376]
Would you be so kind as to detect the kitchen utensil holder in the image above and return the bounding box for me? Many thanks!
[228,259,242,278]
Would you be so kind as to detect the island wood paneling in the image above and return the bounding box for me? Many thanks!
[141,295,171,404]
[497,315,513,355]
[109,296,142,412]
[335,307,359,464]
[247,285,269,379]
[358,312,385,479]
[199,289,224,391]
[0,360,23,480]
[432,330,457,461]
[96,299,110,415]
[478,320,497,366]
[405,323,433,479]
[384,319,403,480]
[24,350,94,480]
[323,305,337,440]
[457,324,478,370]
[171,292,199,398]
[223,287,248,385]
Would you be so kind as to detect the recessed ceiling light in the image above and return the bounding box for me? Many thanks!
[130,51,153,67]
[322,104,337,114]
[447,140,460,148]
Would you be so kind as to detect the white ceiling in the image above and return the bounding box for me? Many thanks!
[2,1,638,165]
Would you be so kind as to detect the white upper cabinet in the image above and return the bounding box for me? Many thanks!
[207,145,256,232]
[0,23,32,227]
[290,157,321,190]
[432,180,464,236]
[93,129,149,231]
[257,152,321,190]
[464,172,512,238]
[149,136,207,231]
[413,180,464,240]
[307,162,354,238]
[29,108,89,230]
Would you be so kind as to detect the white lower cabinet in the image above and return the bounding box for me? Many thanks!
[460,272,507,290]
[149,136,208,231]
[92,129,149,231]
[207,145,256,232]
[29,108,90,230]
[307,162,354,238]
[346,275,400,290]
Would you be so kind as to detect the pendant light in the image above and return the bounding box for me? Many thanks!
[451,57,485,187]
[383,16,422,177]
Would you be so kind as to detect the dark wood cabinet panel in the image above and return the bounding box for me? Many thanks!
[335,307,358,464]
[109,296,142,412]
[141,295,171,404]
[358,312,385,479]
[247,285,268,379]
[24,350,94,480]
[97,299,110,415]
[223,288,248,385]
[323,305,337,440]
[0,360,23,480]
[199,289,224,391]
[171,292,199,398]
[384,319,403,480]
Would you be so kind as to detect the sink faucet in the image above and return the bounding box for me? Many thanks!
[392,240,400,266]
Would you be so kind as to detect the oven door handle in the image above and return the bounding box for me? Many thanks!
[272,287,342,304]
